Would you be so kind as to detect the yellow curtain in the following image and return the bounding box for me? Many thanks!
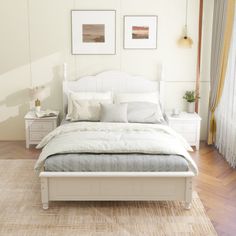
[208,0,235,145]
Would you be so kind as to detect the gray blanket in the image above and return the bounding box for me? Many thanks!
[44,153,189,172]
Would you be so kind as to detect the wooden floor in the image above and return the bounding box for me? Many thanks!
[191,143,236,236]
[0,141,235,236]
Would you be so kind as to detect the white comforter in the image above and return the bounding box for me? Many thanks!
[34,122,198,174]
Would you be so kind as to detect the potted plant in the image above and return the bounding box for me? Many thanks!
[183,90,199,113]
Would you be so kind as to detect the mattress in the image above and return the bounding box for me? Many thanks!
[44,153,189,172]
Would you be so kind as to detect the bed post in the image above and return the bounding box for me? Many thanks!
[63,62,68,80]
[63,63,68,118]
[184,177,193,210]
[41,177,49,210]
[159,64,165,111]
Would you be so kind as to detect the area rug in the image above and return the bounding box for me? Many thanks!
[0,160,217,236]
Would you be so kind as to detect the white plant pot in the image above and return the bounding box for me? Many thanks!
[187,102,195,113]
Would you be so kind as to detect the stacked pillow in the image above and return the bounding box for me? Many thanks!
[66,91,112,121]
[66,91,164,124]
[100,103,128,123]
[115,92,159,104]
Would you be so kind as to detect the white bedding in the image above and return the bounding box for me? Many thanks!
[34,122,198,174]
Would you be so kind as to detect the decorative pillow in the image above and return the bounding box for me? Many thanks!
[115,92,159,104]
[100,104,128,123]
[126,102,164,124]
[70,100,101,121]
[66,91,112,120]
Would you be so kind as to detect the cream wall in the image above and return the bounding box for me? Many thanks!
[0,0,213,140]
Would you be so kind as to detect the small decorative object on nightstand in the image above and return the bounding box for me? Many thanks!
[183,90,200,113]
[24,111,59,148]
[166,112,201,150]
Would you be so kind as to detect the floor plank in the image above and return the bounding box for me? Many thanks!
[192,143,236,236]
[0,141,235,235]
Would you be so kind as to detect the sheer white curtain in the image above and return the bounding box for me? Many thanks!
[215,8,236,168]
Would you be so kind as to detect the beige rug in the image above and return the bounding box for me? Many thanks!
[0,160,217,236]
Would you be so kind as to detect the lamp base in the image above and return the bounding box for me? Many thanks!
[35,106,41,113]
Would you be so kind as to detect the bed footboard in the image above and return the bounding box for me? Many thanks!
[40,172,194,210]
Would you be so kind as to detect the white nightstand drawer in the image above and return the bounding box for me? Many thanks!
[166,112,201,150]
[170,122,197,133]
[30,131,49,141]
[30,121,53,131]
[25,111,59,148]
[180,132,196,143]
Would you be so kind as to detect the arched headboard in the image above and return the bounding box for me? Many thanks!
[63,69,164,117]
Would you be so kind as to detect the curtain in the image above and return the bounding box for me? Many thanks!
[207,0,235,144]
[215,7,236,168]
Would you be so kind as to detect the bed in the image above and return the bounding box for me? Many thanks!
[35,70,197,210]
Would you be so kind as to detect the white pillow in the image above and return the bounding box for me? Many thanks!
[115,92,159,104]
[126,102,164,123]
[66,91,113,120]
[71,100,101,121]
[100,104,128,123]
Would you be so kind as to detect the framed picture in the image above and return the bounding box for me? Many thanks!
[71,10,116,55]
[124,16,157,49]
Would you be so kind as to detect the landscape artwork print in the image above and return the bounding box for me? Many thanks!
[71,10,115,54]
[82,24,105,43]
[124,15,157,49]
[132,26,149,39]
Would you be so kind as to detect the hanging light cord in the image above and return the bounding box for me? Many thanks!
[184,0,188,38]
[185,0,188,27]
[178,0,193,47]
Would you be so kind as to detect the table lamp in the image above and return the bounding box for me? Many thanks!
[30,86,46,112]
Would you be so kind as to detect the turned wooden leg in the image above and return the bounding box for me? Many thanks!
[196,143,200,151]
[41,177,49,210]
[184,202,191,210]
[184,177,192,210]
[42,202,49,210]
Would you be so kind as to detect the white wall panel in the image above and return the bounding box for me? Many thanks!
[0,0,213,140]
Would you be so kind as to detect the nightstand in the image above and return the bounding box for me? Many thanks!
[24,111,59,148]
[166,112,202,150]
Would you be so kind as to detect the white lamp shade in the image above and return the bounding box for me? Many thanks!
[30,86,46,100]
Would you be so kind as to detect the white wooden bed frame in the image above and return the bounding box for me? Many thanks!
[39,67,195,210]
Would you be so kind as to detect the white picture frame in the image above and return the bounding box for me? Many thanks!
[71,10,116,55]
[124,16,157,49]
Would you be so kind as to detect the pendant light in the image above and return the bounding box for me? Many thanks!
[178,0,193,48]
